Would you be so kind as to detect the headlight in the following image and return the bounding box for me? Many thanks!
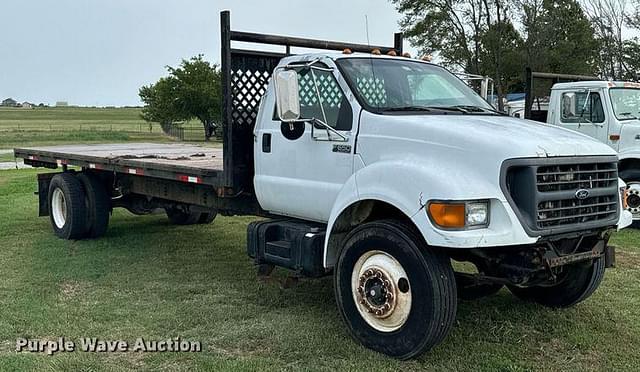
[427,200,490,230]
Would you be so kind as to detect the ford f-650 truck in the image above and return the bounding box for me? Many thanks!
[14,12,633,359]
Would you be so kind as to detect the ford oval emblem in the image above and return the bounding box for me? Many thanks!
[575,189,590,200]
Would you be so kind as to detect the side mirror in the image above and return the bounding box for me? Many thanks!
[274,70,301,122]
[562,92,577,118]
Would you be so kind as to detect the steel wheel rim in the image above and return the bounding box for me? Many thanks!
[351,250,412,332]
[51,188,67,228]
[627,182,640,217]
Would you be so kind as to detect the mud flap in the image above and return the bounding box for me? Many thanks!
[604,245,616,268]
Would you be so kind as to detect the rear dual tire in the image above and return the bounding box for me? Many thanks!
[334,220,457,360]
[48,173,88,240]
[48,172,110,240]
[165,207,217,225]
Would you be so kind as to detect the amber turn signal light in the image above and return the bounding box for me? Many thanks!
[428,202,466,229]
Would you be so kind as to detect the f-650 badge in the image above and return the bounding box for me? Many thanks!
[333,144,352,154]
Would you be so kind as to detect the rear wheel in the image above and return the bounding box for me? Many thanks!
[198,210,218,224]
[77,173,110,238]
[508,256,605,308]
[48,173,88,240]
[334,220,457,359]
[165,207,201,225]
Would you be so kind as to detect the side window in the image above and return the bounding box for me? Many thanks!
[561,92,605,123]
[273,66,352,131]
[297,68,352,130]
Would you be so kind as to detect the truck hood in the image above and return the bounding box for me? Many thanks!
[358,112,617,159]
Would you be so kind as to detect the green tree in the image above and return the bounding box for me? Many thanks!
[139,55,222,140]
[139,77,184,133]
[168,55,222,140]
[479,21,525,95]
[538,0,599,75]
[392,0,524,109]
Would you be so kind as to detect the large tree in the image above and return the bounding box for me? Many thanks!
[139,55,222,140]
[392,0,524,109]
[139,77,184,133]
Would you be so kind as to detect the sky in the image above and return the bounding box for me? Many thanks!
[0,0,413,107]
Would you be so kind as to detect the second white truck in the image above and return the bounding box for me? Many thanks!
[520,70,640,225]
[14,12,633,359]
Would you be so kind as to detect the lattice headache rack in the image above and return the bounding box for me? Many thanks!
[220,10,402,192]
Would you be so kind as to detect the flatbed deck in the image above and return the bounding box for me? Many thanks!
[14,143,225,186]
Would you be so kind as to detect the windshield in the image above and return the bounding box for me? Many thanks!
[609,88,640,120]
[335,58,494,113]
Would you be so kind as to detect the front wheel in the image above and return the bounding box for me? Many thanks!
[625,182,640,228]
[508,256,605,308]
[620,169,640,228]
[334,220,457,359]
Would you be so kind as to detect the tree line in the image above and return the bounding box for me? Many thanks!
[392,0,640,109]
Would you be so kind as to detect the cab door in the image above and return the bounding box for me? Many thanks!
[558,89,609,142]
[253,61,357,222]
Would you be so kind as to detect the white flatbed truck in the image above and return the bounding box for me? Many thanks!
[522,70,640,225]
[14,12,633,359]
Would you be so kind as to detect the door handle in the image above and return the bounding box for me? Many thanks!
[262,133,272,153]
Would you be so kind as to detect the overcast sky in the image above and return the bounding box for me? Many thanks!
[0,0,413,107]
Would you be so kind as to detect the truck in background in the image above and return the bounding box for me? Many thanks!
[521,69,640,225]
[14,12,633,359]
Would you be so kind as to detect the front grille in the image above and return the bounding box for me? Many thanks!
[537,195,618,228]
[502,157,619,235]
[536,163,618,192]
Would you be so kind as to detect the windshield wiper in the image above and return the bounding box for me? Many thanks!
[382,106,433,112]
[618,112,638,120]
[452,105,505,115]
[422,106,470,114]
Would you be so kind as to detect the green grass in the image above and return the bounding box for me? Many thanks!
[0,169,639,371]
[0,107,205,148]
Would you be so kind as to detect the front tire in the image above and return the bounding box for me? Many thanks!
[508,256,605,308]
[334,220,457,359]
[48,173,88,240]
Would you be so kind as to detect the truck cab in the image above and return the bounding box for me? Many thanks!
[547,81,640,222]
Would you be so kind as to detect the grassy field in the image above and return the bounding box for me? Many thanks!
[0,107,208,148]
[0,169,639,371]
[1,107,640,370]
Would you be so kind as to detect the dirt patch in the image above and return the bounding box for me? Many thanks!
[616,250,640,269]
[59,281,85,300]
[533,337,604,371]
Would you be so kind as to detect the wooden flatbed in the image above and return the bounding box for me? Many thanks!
[14,143,225,186]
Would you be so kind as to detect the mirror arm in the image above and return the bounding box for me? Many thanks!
[308,118,348,141]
